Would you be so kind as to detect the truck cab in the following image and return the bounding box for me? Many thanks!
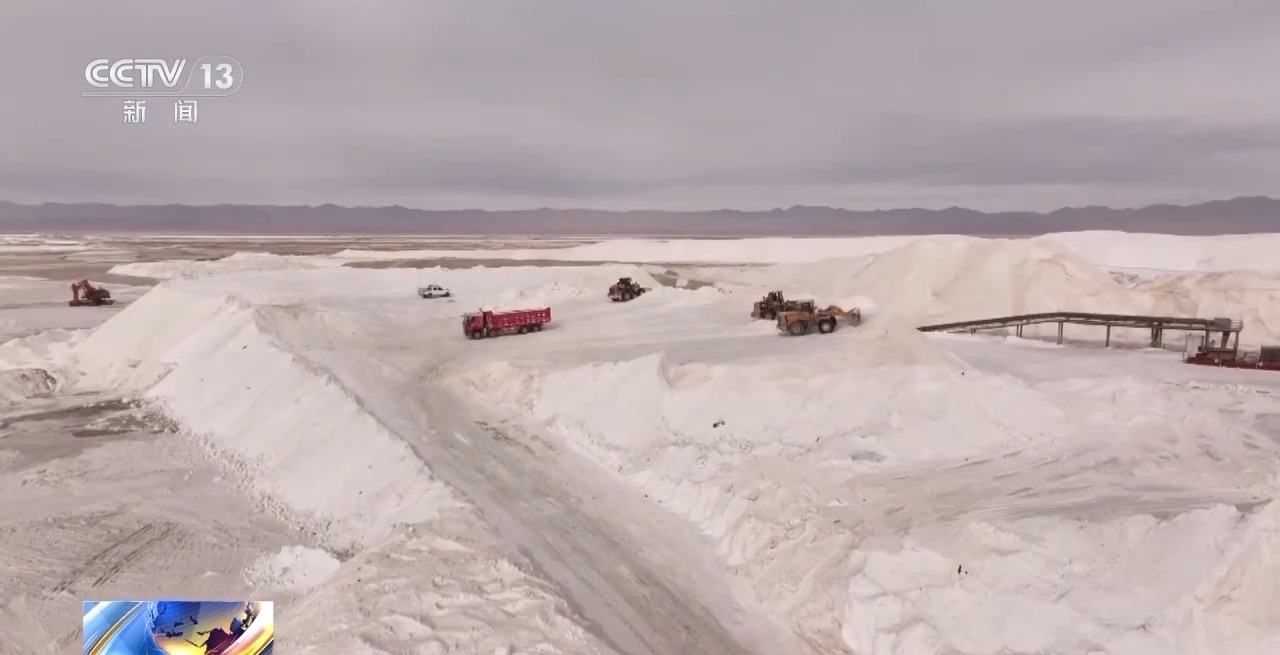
[462,311,488,334]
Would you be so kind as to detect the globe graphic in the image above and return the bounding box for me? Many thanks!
[144,600,260,655]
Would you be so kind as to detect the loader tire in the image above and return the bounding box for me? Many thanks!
[818,319,836,334]
[788,321,807,336]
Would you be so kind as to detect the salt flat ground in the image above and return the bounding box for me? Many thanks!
[2,231,1280,655]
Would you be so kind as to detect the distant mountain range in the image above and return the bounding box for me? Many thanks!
[1,197,1278,236]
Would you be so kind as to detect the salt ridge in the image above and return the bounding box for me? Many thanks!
[1043,231,1280,273]
[459,345,1078,649]
[331,231,1280,271]
[67,285,455,551]
[698,238,1280,346]
[109,252,347,279]
[462,351,1280,654]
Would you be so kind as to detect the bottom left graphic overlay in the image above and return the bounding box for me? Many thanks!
[83,599,273,655]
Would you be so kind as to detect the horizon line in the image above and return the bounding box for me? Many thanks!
[1,194,1277,216]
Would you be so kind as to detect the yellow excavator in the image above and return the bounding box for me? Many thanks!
[752,290,809,320]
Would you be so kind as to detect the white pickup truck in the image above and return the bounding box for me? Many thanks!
[417,284,452,299]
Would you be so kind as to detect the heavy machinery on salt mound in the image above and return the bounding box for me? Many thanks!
[776,300,862,336]
[608,277,649,302]
[751,290,807,320]
[68,279,114,306]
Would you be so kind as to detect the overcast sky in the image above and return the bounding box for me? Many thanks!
[3,1,1280,211]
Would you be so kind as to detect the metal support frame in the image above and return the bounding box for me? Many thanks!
[917,311,1244,351]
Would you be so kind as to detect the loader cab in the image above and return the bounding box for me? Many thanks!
[775,300,816,329]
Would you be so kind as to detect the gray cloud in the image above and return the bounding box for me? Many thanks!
[3,0,1280,210]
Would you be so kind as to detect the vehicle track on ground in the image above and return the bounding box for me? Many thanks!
[263,303,817,655]
[343,363,809,655]
[51,521,176,594]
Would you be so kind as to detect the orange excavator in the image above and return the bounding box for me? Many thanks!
[69,279,115,306]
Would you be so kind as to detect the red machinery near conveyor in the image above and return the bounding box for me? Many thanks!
[1183,325,1280,372]
[1185,343,1280,371]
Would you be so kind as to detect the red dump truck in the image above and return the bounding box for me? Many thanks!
[462,307,551,339]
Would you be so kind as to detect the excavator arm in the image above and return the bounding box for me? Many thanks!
[68,279,114,306]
